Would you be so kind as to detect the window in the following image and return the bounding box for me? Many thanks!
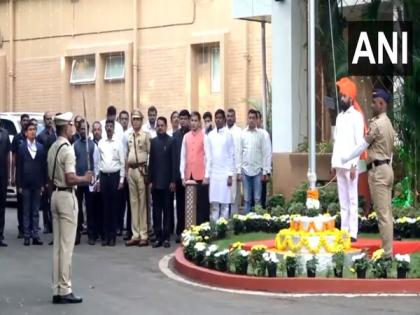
[105,54,125,81]
[211,47,220,93]
[70,55,96,84]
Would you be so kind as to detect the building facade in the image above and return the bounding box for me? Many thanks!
[0,0,272,126]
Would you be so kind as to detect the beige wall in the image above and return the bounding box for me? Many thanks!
[0,0,272,127]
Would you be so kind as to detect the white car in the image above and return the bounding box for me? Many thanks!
[0,112,45,202]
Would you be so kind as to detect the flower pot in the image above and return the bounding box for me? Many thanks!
[286,267,296,278]
[307,269,316,278]
[397,267,408,279]
[217,230,226,239]
[334,268,343,278]
[216,261,228,272]
[378,271,387,279]
[267,264,277,277]
[356,268,367,279]
[207,260,216,270]
[235,261,248,275]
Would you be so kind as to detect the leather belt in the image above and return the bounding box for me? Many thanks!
[367,159,390,171]
[100,171,120,176]
[56,187,74,193]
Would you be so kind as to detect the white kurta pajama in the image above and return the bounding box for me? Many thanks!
[205,127,235,221]
[331,106,364,239]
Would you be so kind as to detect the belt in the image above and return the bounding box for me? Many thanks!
[56,187,74,193]
[100,171,120,176]
[128,163,146,169]
[367,159,390,171]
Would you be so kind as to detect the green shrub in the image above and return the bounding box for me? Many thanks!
[267,194,286,209]
[287,202,306,215]
[271,205,288,217]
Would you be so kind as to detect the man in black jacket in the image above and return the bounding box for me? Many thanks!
[18,121,47,246]
[171,109,190,243]
[149,117,175,248]
[11,113,30,239]
[0,125,10,247]
[37,111,57,233]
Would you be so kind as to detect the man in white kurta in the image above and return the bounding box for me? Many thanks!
[204,110,235,221]
[331,95,364,241]
[226,108,242,215]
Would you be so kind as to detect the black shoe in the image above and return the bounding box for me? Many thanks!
[88,238,95,246]
[49,240,54,246]
[75,233,81,246]
[24,238,30,246]
[101,239,108,247]
[32,238,43,245]
[53,293,83,304]
[116,229,123,237]
[175,235,181,244]
[43,227,52,234]
[0,240,8,247]
[17,232,24,239]
[149,235,157,243]
[152,241,162,248]
[108,239,116,247]
[82,228,88,235]
[351,237,357,243]
[163,240,170,248]
[123,234,132,241]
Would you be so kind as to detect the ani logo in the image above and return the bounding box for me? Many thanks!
[348,21,412,75]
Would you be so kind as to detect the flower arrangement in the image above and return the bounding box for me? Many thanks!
[351,252,369,278]
[263,252,279,277]
[214,249,229,272]
[205,244,219,269]
[193,242,207,266]
[250,244,268,276]
[395,254,410,279]
[306,188,320,215]
[306,255,318,277]
[230,249,249,275]
[370,249,392,278]
[284,251,298,277]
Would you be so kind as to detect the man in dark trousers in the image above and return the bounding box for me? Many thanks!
[172,109,190,243]
[37,111,57,234]
[11,113,30,239]
[18,121,47,246]
[97,120,125,246]
[91,121,104,241]
[149,117,174,248]
[0,124,11,247]
[74,121,98,245]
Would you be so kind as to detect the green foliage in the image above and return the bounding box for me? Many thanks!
[287,202,306,216]
[290,182,309,204]
[306,256,319,272]
[268,194,286,209]
[319,185,339,210]
[271,205,288,217]
[326,202,340,216]
[253,205,266,215]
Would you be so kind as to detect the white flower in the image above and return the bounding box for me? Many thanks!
[214,249,229,258]
[263,252,279,263]
[239,250,249,257]
[199,222,211,231]
[351,252,366,262]
[194,242,207,252]
[306,198,320,210]
[395,254,410,263]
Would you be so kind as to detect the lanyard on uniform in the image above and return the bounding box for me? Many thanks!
[52,143,69,184]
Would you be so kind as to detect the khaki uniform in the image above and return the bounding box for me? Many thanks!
[48,136,78,296]
[366,112,395,257]
[127,130,150,240]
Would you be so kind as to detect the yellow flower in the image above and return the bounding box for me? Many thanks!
[263,213,271,220]
[349,268,356,273]
[204,236,210,240]
[251,244,268,252]
[231,242,244,250]
[368,212,377,219]
[372,248,385,261]
[284,251,296,259]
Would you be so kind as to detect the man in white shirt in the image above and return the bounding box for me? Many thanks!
[167,111,179,137]
[142,106,157,139]
[256,110,272,209]
[97,120,125,246]
[204,109,235,221]
[331,87,365,242]
[226,108,242,215]
[240,109,270,213]
[100,105,124,141]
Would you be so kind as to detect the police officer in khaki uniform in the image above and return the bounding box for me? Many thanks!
[48,112,92,304]
[125,109,150,247]
[343,88,395,258]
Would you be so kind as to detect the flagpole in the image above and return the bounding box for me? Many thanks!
[308,0,317,189]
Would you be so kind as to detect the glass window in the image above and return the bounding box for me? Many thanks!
[70,55,96,84]
[211,47,221,93]
[105,54,125,81]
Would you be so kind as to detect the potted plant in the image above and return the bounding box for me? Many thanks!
[332,247,345,278]
[351,252,369,279]
[215,217,228,239]
[284,251,298,277]
[263,252,279,277]
[231,249,249,275]
[214,249,229,272]
[182,231,196,261]
[370,249,392,279]
[193,242,207,266]
[250,244,268,276]
[395,254,410,279]
[306,255,318,278]
[232,214,246,235]
[205,244,219,269]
